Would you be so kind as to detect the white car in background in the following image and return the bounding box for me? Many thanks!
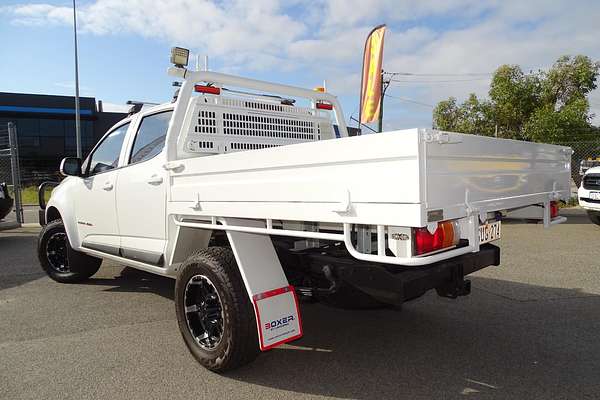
[578,166,600,225]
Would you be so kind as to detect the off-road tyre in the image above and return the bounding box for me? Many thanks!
[37,219,102,283]
[175,247,259,372]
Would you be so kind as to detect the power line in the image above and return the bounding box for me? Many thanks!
[384,71,492,77]
[349,116,378,133]
[384,93,434,108]
[389,77,491,84]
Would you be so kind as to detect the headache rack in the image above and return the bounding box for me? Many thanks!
[180,93,336,156]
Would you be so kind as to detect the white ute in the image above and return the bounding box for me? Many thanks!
[578,166,600,224]
[37,49,572,372]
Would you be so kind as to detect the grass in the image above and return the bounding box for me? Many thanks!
[560,197,579,208]
[7,185,51,205]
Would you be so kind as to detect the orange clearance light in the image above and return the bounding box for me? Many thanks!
[194,85,221,95]
[316,101,333,110]
[314,86,325,92]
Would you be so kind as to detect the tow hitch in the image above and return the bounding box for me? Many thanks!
[435,264,472,298]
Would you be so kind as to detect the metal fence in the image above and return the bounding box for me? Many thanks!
[0,122,23,226]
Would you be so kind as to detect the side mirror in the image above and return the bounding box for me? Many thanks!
[60,157,82,177]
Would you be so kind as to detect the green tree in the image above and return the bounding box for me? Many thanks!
[432,55,600,143]
[433,94,495,136]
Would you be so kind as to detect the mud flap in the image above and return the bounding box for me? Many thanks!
[253,285,303,350]
[220,218,303,350]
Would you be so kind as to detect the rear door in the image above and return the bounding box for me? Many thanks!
[77,122,131,254]
[115,109,173,266]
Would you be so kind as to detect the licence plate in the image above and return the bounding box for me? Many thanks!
[479,220,501,244]
[590,192,600,200]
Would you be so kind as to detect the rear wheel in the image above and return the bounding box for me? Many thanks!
[175,247,259,372]
[37,219,102,283]
[587,210,600,225]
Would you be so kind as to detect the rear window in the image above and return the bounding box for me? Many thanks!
[129,111,173,164]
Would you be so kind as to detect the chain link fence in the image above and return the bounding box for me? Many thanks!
[0,122,23,227]
[555,139,600,190]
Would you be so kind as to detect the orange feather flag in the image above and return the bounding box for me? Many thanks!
[359,25,386,125]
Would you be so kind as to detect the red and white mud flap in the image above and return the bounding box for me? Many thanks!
[219,218,303,352]
[253,285,303,350]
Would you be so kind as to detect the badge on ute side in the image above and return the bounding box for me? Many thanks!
[253,285,302,350]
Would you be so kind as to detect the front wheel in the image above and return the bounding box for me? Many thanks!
[37,219,102,283]
[175,247,259,372]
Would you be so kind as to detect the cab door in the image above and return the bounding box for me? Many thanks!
[115,110,173,266]
[76,122,131,254]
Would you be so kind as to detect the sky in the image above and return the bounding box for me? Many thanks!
[0,0,599,130]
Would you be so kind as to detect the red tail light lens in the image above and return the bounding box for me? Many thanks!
[415,227,434,255]
[194,85,220,95]
[316,101,333,110]
[414,220,460,256]
[550,201,559,219]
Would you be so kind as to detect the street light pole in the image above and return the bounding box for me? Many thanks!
[72,0,82,159]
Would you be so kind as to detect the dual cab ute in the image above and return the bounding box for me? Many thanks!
[38,49,571,372]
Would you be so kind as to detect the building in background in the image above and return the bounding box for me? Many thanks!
[0,92,126,185]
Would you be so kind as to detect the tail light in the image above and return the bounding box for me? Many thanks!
[316,101,333,110]
[414,220,460,256]
[550,201,559,219]
[194,85,220,95]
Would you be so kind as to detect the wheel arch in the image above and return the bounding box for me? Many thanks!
[46,206,61,223]
[45,185,81,249]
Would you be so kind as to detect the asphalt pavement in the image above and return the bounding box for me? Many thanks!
[1,208,600,399]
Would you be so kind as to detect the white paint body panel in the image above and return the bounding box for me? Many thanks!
[116,155,168,254]
[76,170,120,249]
[168,129,570,228]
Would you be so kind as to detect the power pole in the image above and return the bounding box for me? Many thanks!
[72,0,82,159]
[378,70,391,133]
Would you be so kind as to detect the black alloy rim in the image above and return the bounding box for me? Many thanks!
[184,274,225,350]
[46,232,69,273]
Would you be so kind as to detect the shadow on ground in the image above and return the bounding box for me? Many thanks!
[0,231,44,290]
[83,266,175,300]
[226,279,600,399]
[74,266,600,399]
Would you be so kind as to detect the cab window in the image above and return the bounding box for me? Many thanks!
[87,123,130,175]
[129,111,173,164]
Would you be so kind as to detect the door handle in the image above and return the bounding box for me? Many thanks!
[147,174,163,185]
[103,182,113,191]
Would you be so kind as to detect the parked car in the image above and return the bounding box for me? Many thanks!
[578,166,600,224]
[0,182,13,220]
